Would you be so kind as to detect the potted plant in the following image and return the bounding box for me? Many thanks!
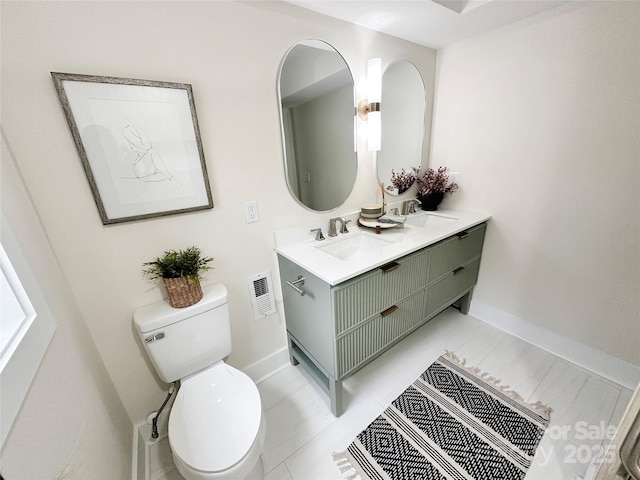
[142,246,213,308]
[416,166,458,211]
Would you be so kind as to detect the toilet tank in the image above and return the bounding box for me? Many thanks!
[133,284,232,383]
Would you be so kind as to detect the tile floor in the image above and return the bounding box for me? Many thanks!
[161,308,633,480]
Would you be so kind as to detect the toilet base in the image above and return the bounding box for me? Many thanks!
[243,457,264,480]
[174,456,263,480]
[171,413,266,480]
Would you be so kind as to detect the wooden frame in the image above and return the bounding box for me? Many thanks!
[51,72,213,224]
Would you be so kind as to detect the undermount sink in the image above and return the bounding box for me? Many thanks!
[316,234,392,260]
[405,212,457,228]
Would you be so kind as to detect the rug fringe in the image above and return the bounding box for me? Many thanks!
[332,452,362,480]
[442,350,553,419]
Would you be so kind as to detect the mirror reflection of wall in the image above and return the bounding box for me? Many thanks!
[377,60,426,195]
[278,40,357,212]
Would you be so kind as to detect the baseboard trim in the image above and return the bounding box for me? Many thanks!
[132,423,139,480]
[241,346,290,384]
[469,302,640,390]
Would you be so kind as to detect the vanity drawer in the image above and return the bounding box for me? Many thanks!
[425,257,481,318]
[336,289,426,378]
[427,223,486,283]
[333,248,429,335]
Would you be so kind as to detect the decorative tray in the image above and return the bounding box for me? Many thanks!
[357,217,404,234]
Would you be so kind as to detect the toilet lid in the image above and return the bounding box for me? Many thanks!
[169,363,262,473]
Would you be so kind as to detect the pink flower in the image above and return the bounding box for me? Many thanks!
[417,166,458,196]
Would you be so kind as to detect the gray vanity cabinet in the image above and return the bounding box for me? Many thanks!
[277,222,486,416]
[425,225,486,317]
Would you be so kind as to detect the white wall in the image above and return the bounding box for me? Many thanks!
[431,2,640,368]
[1,132,132,478]
[0,0,436,428]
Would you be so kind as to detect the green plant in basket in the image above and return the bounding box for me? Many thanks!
[142,246,213,284]
[142,246,214,308]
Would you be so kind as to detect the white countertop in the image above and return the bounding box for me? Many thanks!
[274,207,491,286]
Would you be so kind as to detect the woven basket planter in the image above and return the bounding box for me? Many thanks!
[163,277,203,308]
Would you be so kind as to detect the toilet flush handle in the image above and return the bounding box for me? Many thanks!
[145,332,165,343]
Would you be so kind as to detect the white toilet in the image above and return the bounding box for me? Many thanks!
[133,283,266,480]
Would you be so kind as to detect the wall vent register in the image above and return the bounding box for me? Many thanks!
[248,272,276,320]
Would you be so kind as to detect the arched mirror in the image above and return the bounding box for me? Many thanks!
[377,60,426,195]
[278,40,357,211]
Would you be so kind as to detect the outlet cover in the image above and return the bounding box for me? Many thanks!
[244,200,259,223]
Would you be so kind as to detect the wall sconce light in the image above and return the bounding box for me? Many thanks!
[358,57,382,151]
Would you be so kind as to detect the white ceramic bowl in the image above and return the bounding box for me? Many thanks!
[361,204,382,218]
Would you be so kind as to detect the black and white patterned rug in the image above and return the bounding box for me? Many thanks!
[334,351,552,480]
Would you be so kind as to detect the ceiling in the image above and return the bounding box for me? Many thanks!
[287,0,572,49]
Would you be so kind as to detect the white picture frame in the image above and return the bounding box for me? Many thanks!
[51,72,213,224]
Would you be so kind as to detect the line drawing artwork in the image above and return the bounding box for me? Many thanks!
[51,72,214,223]
[120,119,180,185]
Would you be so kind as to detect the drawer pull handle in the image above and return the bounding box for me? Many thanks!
[381,305,398,317]
[456,231,469,239]
[286,275,306,296]
[379,261,400,273]
[453,266,465,275]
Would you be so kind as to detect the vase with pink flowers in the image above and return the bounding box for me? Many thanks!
[416,166,458,211]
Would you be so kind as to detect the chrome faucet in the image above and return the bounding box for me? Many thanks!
[328,217,351,237]
[401,199,421,215]
[310,228,325,241]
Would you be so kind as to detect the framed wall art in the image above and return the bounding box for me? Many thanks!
[51,72,213,225]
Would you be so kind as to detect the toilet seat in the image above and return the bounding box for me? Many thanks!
[169,363,263,474]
